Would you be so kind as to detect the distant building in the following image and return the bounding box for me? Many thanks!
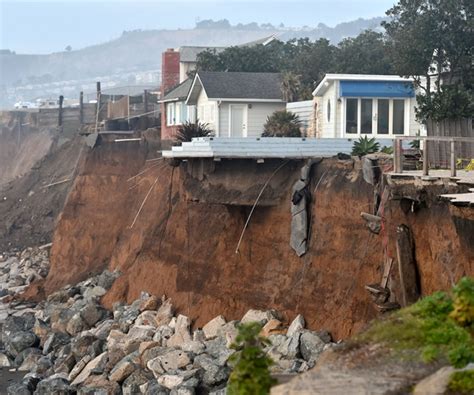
[312,74,423,138]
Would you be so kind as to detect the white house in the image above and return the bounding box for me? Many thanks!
[185,71,286,137]
[312,74,424,138]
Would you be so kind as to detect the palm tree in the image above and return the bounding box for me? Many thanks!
[280,72,302,102]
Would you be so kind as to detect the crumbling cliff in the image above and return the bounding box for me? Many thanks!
[27,139,474,340]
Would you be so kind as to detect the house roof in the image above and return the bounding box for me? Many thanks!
[177,35,278,63]
[312,73,415,96]
[160,79,192,103]
[186,72,284,104]
[178,46,227,63]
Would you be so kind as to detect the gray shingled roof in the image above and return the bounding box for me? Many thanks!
[162,79,192,102]
[197,72,284,100]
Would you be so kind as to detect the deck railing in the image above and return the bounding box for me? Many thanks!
[393,136,474,177]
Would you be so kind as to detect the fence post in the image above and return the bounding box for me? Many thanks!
[423,139,429,176]
[450,139,456,177]
[394,138,403,173]
[79,91,84,125]
[58,95,64,128]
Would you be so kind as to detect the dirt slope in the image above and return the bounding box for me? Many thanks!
[32,141,474,340]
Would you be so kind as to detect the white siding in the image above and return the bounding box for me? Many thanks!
[195,89,217,132]
[286,100,313,136]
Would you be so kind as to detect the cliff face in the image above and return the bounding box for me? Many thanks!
[35,140,474,340]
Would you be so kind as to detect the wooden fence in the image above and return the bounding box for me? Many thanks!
[426,118,473,168]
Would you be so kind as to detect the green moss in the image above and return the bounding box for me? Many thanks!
[448,370,474,394]
[357,278,474,368]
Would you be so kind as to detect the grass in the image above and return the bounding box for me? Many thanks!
[357,278,474,369]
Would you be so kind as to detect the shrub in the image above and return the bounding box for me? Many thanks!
[175,121,213,144]
[358,278,474,369]
[448,370,474,394]
[262,110,302,137]
[227,322,277,395]
[351,136,380,156]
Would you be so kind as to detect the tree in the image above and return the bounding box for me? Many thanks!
[383,0,474,121]
[336,30,394,75]
[262,110,302,137]
[280,72,302,102]
[65,45,72,52]
[227,322,276,395]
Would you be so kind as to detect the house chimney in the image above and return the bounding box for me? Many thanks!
[161,48,180,95]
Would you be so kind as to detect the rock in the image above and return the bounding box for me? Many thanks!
[91,320,118,341]
[135,310,159,327]
[194,353,229,386]
[33,356,54,375]
[181,340,205,355]
[80,303,106,327]
[70,334,98,359]
[413,363,474,395]
[141,379,169,395]
[22,372,43,392]
[71,352,108,386]
[158,374,184,390]
[43,332,71,355]
[7,331,39,356]
[202,315,227,339]
[123,325,155,354]
[139,295,160,312]
[261,319,284,337]
[204,337,235,365]
[241,309,275,325]
[35,376,73,395]
[95,271,119,291]
[18,350,43,371]
[154,299,174,327]
[32,319,50,346]
[53,352,76,375]
[287,314,305,337]
[171,387,195,395]
[299,331,326,363]
[66,313,89,336]
[108,352,139,383]
[68,355,92,382]
[167,315,192,347]
[82,286,107,301]
[78,375,121,395]
[0,352,11,367]
[14,347,42,368]
[153,349,192,373]
[141,346,167,368]
[7,383,31,395]
[122,369,154,395]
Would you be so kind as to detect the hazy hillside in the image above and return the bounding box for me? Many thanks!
[0,17,385,107]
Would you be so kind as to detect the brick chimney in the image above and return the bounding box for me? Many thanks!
[161,48,180,95]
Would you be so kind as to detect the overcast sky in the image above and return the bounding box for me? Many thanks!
[0,0,396,54]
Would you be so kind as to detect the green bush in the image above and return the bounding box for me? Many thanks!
[262,110,302,137]
[227,322,277,395]
[175,121,213,144]
[351,136,380,157]
[358,278,474,368]
[448,370,474,394]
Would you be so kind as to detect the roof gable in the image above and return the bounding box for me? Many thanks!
[161,79,193,102]
[186,72,284,104]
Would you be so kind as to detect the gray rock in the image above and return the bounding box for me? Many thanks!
[109,351,139,383]
[148,349,192,376]
[34,376,73,395]
[122,369,154,395]
[299,331,326,363]
[70,334,98,359]
[194,353,229,387]
[43,333,71,355]
[71,352,108,386]
[76,375,121,395]
[7,383,31,395]
[202,315,226,340]
[287,315,305,337]
[0,352,12,367]
[7,331,39,356]
[80,303,106,327]
[241,309,275,325]
[141,379,169,395]
[66,313,89,336]
[167,315,192,347]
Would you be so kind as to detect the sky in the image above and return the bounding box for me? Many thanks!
[0,0,396,54]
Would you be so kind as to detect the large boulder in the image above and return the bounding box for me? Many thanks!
[147,350,192,376]
[109,352,140,383]
[241,309,276,325]
[71,352,108,386]
[6,331,39,356]
[299,331,326,363]
[202,316,226,340]
[35,375,73,395]
[167,315,192,347]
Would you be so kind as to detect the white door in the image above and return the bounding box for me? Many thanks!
[230,105,246,137]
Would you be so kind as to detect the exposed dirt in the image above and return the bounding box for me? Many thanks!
[25,140,474,340]
[0,136,86,251]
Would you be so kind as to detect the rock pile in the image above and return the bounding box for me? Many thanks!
[0,249,336,394]
[0,246,50,321]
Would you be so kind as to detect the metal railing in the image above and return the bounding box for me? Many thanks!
[393,136,474,177]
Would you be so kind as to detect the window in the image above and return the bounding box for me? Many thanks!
[361,99,373,134]
[393,100,405,135]
[166,103,175,126]
[327,99,331,122]
[377,99,389,134]
[346,99,358,134]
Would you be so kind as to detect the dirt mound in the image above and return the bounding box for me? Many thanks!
[31,140,474,340]
[0,136,86,251]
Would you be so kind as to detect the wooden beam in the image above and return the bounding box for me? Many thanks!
[58,95,64,127]
[450,140,457,177]
[423,140,429,176]
[396,225,420,307]
[79,91,84,125]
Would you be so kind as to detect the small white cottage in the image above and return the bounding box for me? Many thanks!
[312,74,423,138]
[185,71,286,137]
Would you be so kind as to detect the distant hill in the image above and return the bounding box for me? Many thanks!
[0,17,386,107]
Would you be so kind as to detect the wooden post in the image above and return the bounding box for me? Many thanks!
[396,225,420,307]
[394,138,403,173]
[143,89,149,129]
[79,91,84,125]
[423,139,429,176]
[58,95,64,128]
[450,139,456,177]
